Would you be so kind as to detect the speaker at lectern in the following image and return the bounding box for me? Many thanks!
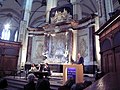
[63,64,83,84]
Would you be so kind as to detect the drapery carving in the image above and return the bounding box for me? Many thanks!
[44,32,72,63]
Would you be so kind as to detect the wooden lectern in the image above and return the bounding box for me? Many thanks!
[63,64,83,84]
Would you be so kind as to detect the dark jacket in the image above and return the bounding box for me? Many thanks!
[24,81,36,90]
[44,66,51,76]
[77,57,84,65]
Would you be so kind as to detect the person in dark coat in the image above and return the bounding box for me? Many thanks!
[0,78,8,89]
[76,53,84,65]
[70,53,84,65]
[36,78,51,90]
[24,73,36,90]
[43,63,51,76]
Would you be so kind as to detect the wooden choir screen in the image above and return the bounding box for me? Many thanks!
[0,40,21,75]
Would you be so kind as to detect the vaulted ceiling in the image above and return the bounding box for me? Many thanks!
[0,0,119,33]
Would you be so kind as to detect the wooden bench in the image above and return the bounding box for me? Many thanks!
[85,72,120,90]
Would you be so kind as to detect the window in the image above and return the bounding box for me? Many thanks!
[1,24,10,40]
[14,31,18,41]
[1,28,10,40]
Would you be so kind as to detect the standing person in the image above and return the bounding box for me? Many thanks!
[76,53,84,73]
[43,63,51,76]
[77,53,84,66]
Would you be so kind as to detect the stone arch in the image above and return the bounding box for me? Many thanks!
[101,38,112,52]
[29,15,46,27]
[113,31,120,46]
[0,8,21,18]
[0,8,20,41]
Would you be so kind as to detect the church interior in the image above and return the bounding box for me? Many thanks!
[0,0,120,90]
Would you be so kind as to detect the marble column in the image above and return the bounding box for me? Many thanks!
[72,30,78,61]
[104,0,114,20]
[46,0,57,23]
[70,0,82,61]
[94,15,101,69]
[97,0,106,25]
[18,0,33,66]
[70,0,82,20]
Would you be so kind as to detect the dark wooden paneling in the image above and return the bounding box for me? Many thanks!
[102,50,115,74]
[2,56,18,70]
[101,39,112,52]
[98,15,120,74]
[115,52,120,73]
[102,53,108,73]
[0,40,21,76]
[4,48,19,56]
[113,32,120,46]
[108,53,115,72]
[115,46,120,73]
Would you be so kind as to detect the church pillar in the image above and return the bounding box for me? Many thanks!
[70,0,82,20]
[18,0,33,66]
[46,0,57,23]
[70,0,82,60]
[104,0,114,20]
[96,0,106,25]
[72,30,77,61]
[94,15,101,69]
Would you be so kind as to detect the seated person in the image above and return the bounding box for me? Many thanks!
[24,73,36,90]
[36,78,51,90]
[36,64,42,72]
[29,64,37,72]
[43,63,51,76]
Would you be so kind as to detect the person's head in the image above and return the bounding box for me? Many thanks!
[31,63,35,67]
[77,53,81,58]
[27,73,35,82]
